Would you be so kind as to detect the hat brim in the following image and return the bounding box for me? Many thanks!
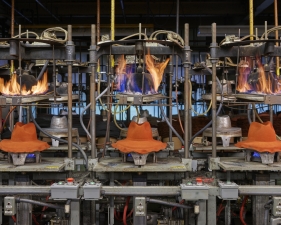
[0,139,50,153]
[235,140,281,153]
[112,139,167,154]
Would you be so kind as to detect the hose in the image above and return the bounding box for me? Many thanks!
[160,106,184,145]
[123,196,131,225]
[147,198,192,209]
[80,84,111,140]
[16,198,64,210]
[239,196,248,225]
[30,107,88,169]
[36,60,50,81]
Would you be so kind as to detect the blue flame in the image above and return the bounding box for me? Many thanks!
[252,152,260,158]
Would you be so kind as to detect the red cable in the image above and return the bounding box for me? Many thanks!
[240,196,248,225]
[123,196,131,225]
[114,209,123,222]
[172,199,185,211]
[32,214,40,225]
[127,209,133,218]
[12,216,16,223]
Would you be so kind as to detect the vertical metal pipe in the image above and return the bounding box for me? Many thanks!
[176,0,179,33]
[97,0,100,42]
[184,24,190,159]
[67,25,73,159]
[169,55,173,142]
[270,105,273,124]
[109,173,114,225]
[10,0,14,72]
[90,25,97,159]
[211,23,217,158]
[249,0,254,40]
[265,21,268,40]
[111,0,115,41]
[275,0,279,76]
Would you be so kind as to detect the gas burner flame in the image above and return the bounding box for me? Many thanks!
[115,50,170,94]
[0,71,48,96]
[237,57,280,94]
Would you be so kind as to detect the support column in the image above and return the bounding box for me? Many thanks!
[197,200,206,225]
[70,200,80,225]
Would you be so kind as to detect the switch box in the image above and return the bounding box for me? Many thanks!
[218,181,238,200]
[4,196,16,216]
[272,197,281,217]
[83,182,101,200]
[180,184,209,200]
[134,197,146,217]
[51,181,80,199]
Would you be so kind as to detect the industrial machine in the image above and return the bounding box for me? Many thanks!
[1,21,281,225]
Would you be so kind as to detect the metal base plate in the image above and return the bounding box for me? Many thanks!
[116,93,165,103]
[92,157,189,172]
[201,94,236,102]
[218,157,281,171]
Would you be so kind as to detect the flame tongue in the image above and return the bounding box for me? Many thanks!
[237,57,280,94]
[0,71,48,96]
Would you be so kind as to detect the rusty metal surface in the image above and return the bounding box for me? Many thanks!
[93,157,188,172]
[203,127,242,137]
[6,95,50,104]
[0,157,65,172]
[219,157,281,171]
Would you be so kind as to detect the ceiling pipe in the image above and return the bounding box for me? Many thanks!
[111,0,115,41]
[35,0,60,22]
[2,0,32,23]
[249,0,254,40]
[120,0,126,24]
[274,0,279,76]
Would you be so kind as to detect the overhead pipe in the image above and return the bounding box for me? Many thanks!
[2,0,32,23]
[249,0,254,40]
[35,0,60,22]
[111,0,115,41]
[274,0,279,76]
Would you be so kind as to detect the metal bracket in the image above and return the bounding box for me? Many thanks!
[165,142,174,151]
[133,96,142,105]
[265,95,281,104]
[88,158,98,171]
[118,95,127,104]
[209,157,220,170]
[64,158,75,171]
[181,158,193,171]
[12,97,22,105]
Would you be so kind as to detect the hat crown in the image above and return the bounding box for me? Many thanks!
[126,121,153,140]
[11,122,38,142]
[248,121,276,142]
[50,116,68,129]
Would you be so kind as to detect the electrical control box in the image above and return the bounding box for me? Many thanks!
[272,197,281,217]
[180,184,209,200]
[4,196,16,216]
[83,182,101,200]
[218,181,238,200]
[51,181,80,199]
[134,197,146,217]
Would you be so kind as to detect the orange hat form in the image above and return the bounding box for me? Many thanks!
[235,121,281,153]
[112,121,167,154]
[0,122,50,153]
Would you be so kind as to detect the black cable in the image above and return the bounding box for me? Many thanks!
[16,198,64,210]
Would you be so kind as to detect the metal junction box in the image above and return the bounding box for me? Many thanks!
[83,182,102,200]
[4,196,16,216]
[51,181,80,199]
[180,184,209,200]
[218,181,238,200]
[272,197,281,217]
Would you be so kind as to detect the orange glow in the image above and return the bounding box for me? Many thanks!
[236,57,280,94]
[145,51,170,92]
[0,72,48,96]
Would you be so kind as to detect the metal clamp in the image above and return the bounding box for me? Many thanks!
[209,157,220,170]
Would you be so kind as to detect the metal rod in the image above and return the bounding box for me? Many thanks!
[265,21,268,40]
[184,23,190,159]
[169,55,173,142]
[211,23,217,158]
[275,0,279,76]
[249,0,254,40]
[111,0,115,41]
[67,25,73,159]
[109,173,114,225]
[97,0,100,42]
[90,24,97,159]
[270,105,273,123]
[176,0,179,34]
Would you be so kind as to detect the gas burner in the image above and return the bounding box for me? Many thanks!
[8,152,41,166]
[245,150,275,164]
[116,92,165,104]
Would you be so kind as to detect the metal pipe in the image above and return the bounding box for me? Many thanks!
[36,60,49,81]
[169,55,173,142]
[35,0,60,22]
[16,198,64,210]
[184,23,190,159]
[211,23,218,158]
[249,0,254,40]
[147,198,192,209]
[176,0,179,33]
[97,0,100,42]
[111,0,115,40]
[109,173,114,225]
[90,24,97,159]
[67,25,73,159]
[275,0,279,76]
[0,186,50,195]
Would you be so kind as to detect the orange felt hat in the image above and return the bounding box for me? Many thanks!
[112,121,167,154]
[235,121,281,153]
[0,122,50,153]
